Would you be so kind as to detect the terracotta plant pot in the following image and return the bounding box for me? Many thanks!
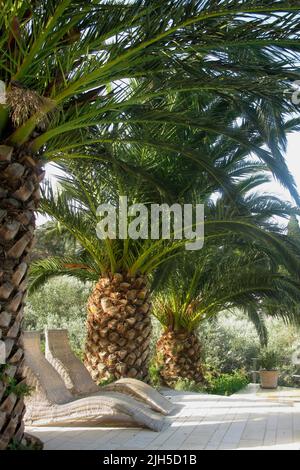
[259,370,279,389]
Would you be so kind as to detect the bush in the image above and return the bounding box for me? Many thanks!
[172,370,249,396]
[198,313,261,374]
[198,311,300,387]
[204,370,249,396]
[148,355,163,389]
[174,378,200,392]
[24,276,91,356]
[258,348,281,370]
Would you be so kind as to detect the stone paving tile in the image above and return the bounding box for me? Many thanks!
[220,420,248,445]
[206,423,232,447]
[26,385,300,450]
[264,429,276,446]
[237,440,264,449]
[218,443,238,450]
[90,429,140,450]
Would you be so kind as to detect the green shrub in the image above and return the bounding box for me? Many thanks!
[149,356,163,389]
[174,378,201,392]
[258,348,281,370]
[198,311,300,387]
[204,370,249,396]
[24,276,91,356]
[199,313,261,373]
[172,371,249,396]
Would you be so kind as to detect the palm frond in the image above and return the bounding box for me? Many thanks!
[0,1,299,205]
[29,255,98,294]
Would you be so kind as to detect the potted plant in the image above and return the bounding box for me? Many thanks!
[258,349,280,389]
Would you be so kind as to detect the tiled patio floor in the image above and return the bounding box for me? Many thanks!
[26,385,300,450]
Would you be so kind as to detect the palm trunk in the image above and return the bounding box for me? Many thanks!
[156,329,203,387]
[84,273,152,383]
[0,144,43,449]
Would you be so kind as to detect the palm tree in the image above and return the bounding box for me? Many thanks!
[1,0,300,448]
[153,243,300,386]
[29,159,300,384]
[152,172,300,387]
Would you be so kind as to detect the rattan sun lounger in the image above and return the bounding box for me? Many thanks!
[23,332,164,431]
[45,329,173,415]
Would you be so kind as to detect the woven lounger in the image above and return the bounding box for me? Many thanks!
[23,332,164,431]
[45,328,173,415]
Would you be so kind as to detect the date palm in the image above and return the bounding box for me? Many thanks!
[153,175,300,385]
[29,159,300,386]
[1,0,300,448]
[154,239,300,386]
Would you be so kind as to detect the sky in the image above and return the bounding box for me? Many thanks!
[264,132,300,202]
[37,132,300,226]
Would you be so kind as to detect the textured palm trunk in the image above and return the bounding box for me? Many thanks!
[84,273,152,383]
[0,143,43,449]
[156,329,203,387]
